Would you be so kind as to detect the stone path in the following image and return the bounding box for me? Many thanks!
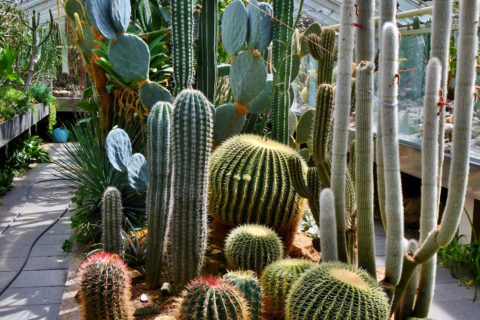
[0,144,73,320]
[374,221,480,319]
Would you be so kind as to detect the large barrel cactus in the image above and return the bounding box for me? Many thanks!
[286,262,390,320]
[102,187,124,254]
[208,134,307,251]
[178,276,250,320]
[224,271,262,320]
[77,252,132,320]
[170,89,215,290]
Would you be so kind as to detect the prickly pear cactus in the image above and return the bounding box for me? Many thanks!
[106,128,132,172]
[85,0,117,39]
[139,81,173,108]
[108,34,150,82]
[221,0,248,56]
[224,271,262,320]
[102,187,124,255]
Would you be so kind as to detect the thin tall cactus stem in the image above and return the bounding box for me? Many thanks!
[354,0,376,277]
[330,0,355,263]
[319,189,338,262]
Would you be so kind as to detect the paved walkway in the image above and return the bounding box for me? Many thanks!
[0,144,73,320]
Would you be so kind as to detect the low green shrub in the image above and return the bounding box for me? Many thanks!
[0,168,14,196]
[0,86,33,121]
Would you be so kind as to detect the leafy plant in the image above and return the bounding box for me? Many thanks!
[0,167,14,196]
[6,135,50,174]
[0,46,22,85]
[0,86,33,121]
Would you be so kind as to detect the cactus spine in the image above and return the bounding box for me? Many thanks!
[170,89,214,290]
[197,0,218,102]
[77,252,133,320]
[224,271,262,320]
[102,187,123,255]
[308,28,335,85]
[271,0,295,144]
[354,0,376,277]
[171,0,195,94]
[145,102,173,289]
[319,189,337,262]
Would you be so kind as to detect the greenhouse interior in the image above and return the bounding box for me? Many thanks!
[1,0,480,319]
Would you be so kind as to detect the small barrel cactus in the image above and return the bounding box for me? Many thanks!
[260,259,314,318]
[209,134,307,251]
[102,187,124,254]
[224,224,283,274]
[286,262,390,320]
[224,271,262,320]
[77,252,132,320]
[178,276,250,320]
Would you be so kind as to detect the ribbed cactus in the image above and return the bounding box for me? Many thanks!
[271,0,296,144]
[77,252,133,320]
[171,0,195,94]
[178,276,250,320]
[286,262,390,320]
[145,102,173,289]
[102,187,124,254]
[308,28,335,85]
[197,0,218,102]
[224,224,283,274]
[170,89,214,290]
[260,259,314,318]
[319,188,338,262]
[224,271,262,320]
[208,134,307,251]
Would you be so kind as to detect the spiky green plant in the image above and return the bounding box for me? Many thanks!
[102,187,124,254]
[77,252,133,320]
[286,262,390,320]
[178,276,251,320]
[224,271,262,320]
[224,224,283,274]
[307,28,335,85]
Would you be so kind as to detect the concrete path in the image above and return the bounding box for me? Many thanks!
[374,221,480,319]
[0,144,73,320]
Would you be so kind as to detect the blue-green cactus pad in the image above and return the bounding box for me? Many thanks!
[246,0,260,48]
[214,104,246,143]
[296,108,315,144]
[108,34,150,82]
[288,110,298,136]
[300,22,321,57]
[64,0,85,20]
[127,153,149,191]
[248,78,273,114]
[298,148,310,162]
[218,64,231,77]
[221,0,248,56]
[110,0,131,33]
[255,2,274,51]
[291,55,301,80]
[85,0,116,40]
[230,51,267,106]
[139,81,172,108]
[106,128,132,172]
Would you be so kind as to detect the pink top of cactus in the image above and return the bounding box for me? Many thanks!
[188,275,229,288]
[77,251,128,278]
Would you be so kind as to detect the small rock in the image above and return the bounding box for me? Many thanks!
[140,293,148,302]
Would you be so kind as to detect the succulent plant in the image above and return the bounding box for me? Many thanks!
[178,276,250,320]
[77,252,133,320]
[224,224,283,274]
[145,102,173,289]
[208,134,307,251]
[102,187,124,254]
[224,271,262,320]
[260,259,314,318]
[170,89,214,290]
[286,262,390,320]
[308,28,335,85]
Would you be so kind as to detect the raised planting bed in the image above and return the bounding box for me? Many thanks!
[0,103,48,148]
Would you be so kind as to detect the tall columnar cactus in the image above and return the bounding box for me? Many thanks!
[396,240,419,320]
[102,187,124,255]
[224,224,283,274]
[145,102,173,289]
[224,271,262,320]
[307,28,336,85]
[260,259,314,318]
[178,276,250,320]
[271,0,296,144]
[170,89,214,290]
[286,262,390,320]
[319,188,338,262]
[208,134,307,251]
[171,0,195,94]
[77,252,133,320]
[197,0,218,102]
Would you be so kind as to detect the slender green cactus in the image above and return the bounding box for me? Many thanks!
[77,252,133,320]
[208,134,307,251]
[171,0,195,94]
[170,89,214,290]
[224,224,283,274]
[102,187,124,255]
[224,271,262,320]
[260,259,314,318]
[197,0,218,102]
[286,262,389,320]
[145,102,173,289]
[178,276,250,320]
[288,158,320,224]
[319,188,337,262]
[308,28,335,85]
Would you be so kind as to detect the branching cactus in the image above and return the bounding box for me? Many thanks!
[77,252,133,320]
[145,102,173,289]
[102,187,124,255]
[170,89,214,290]
[308,28,335,85]
[224,271,262,320]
